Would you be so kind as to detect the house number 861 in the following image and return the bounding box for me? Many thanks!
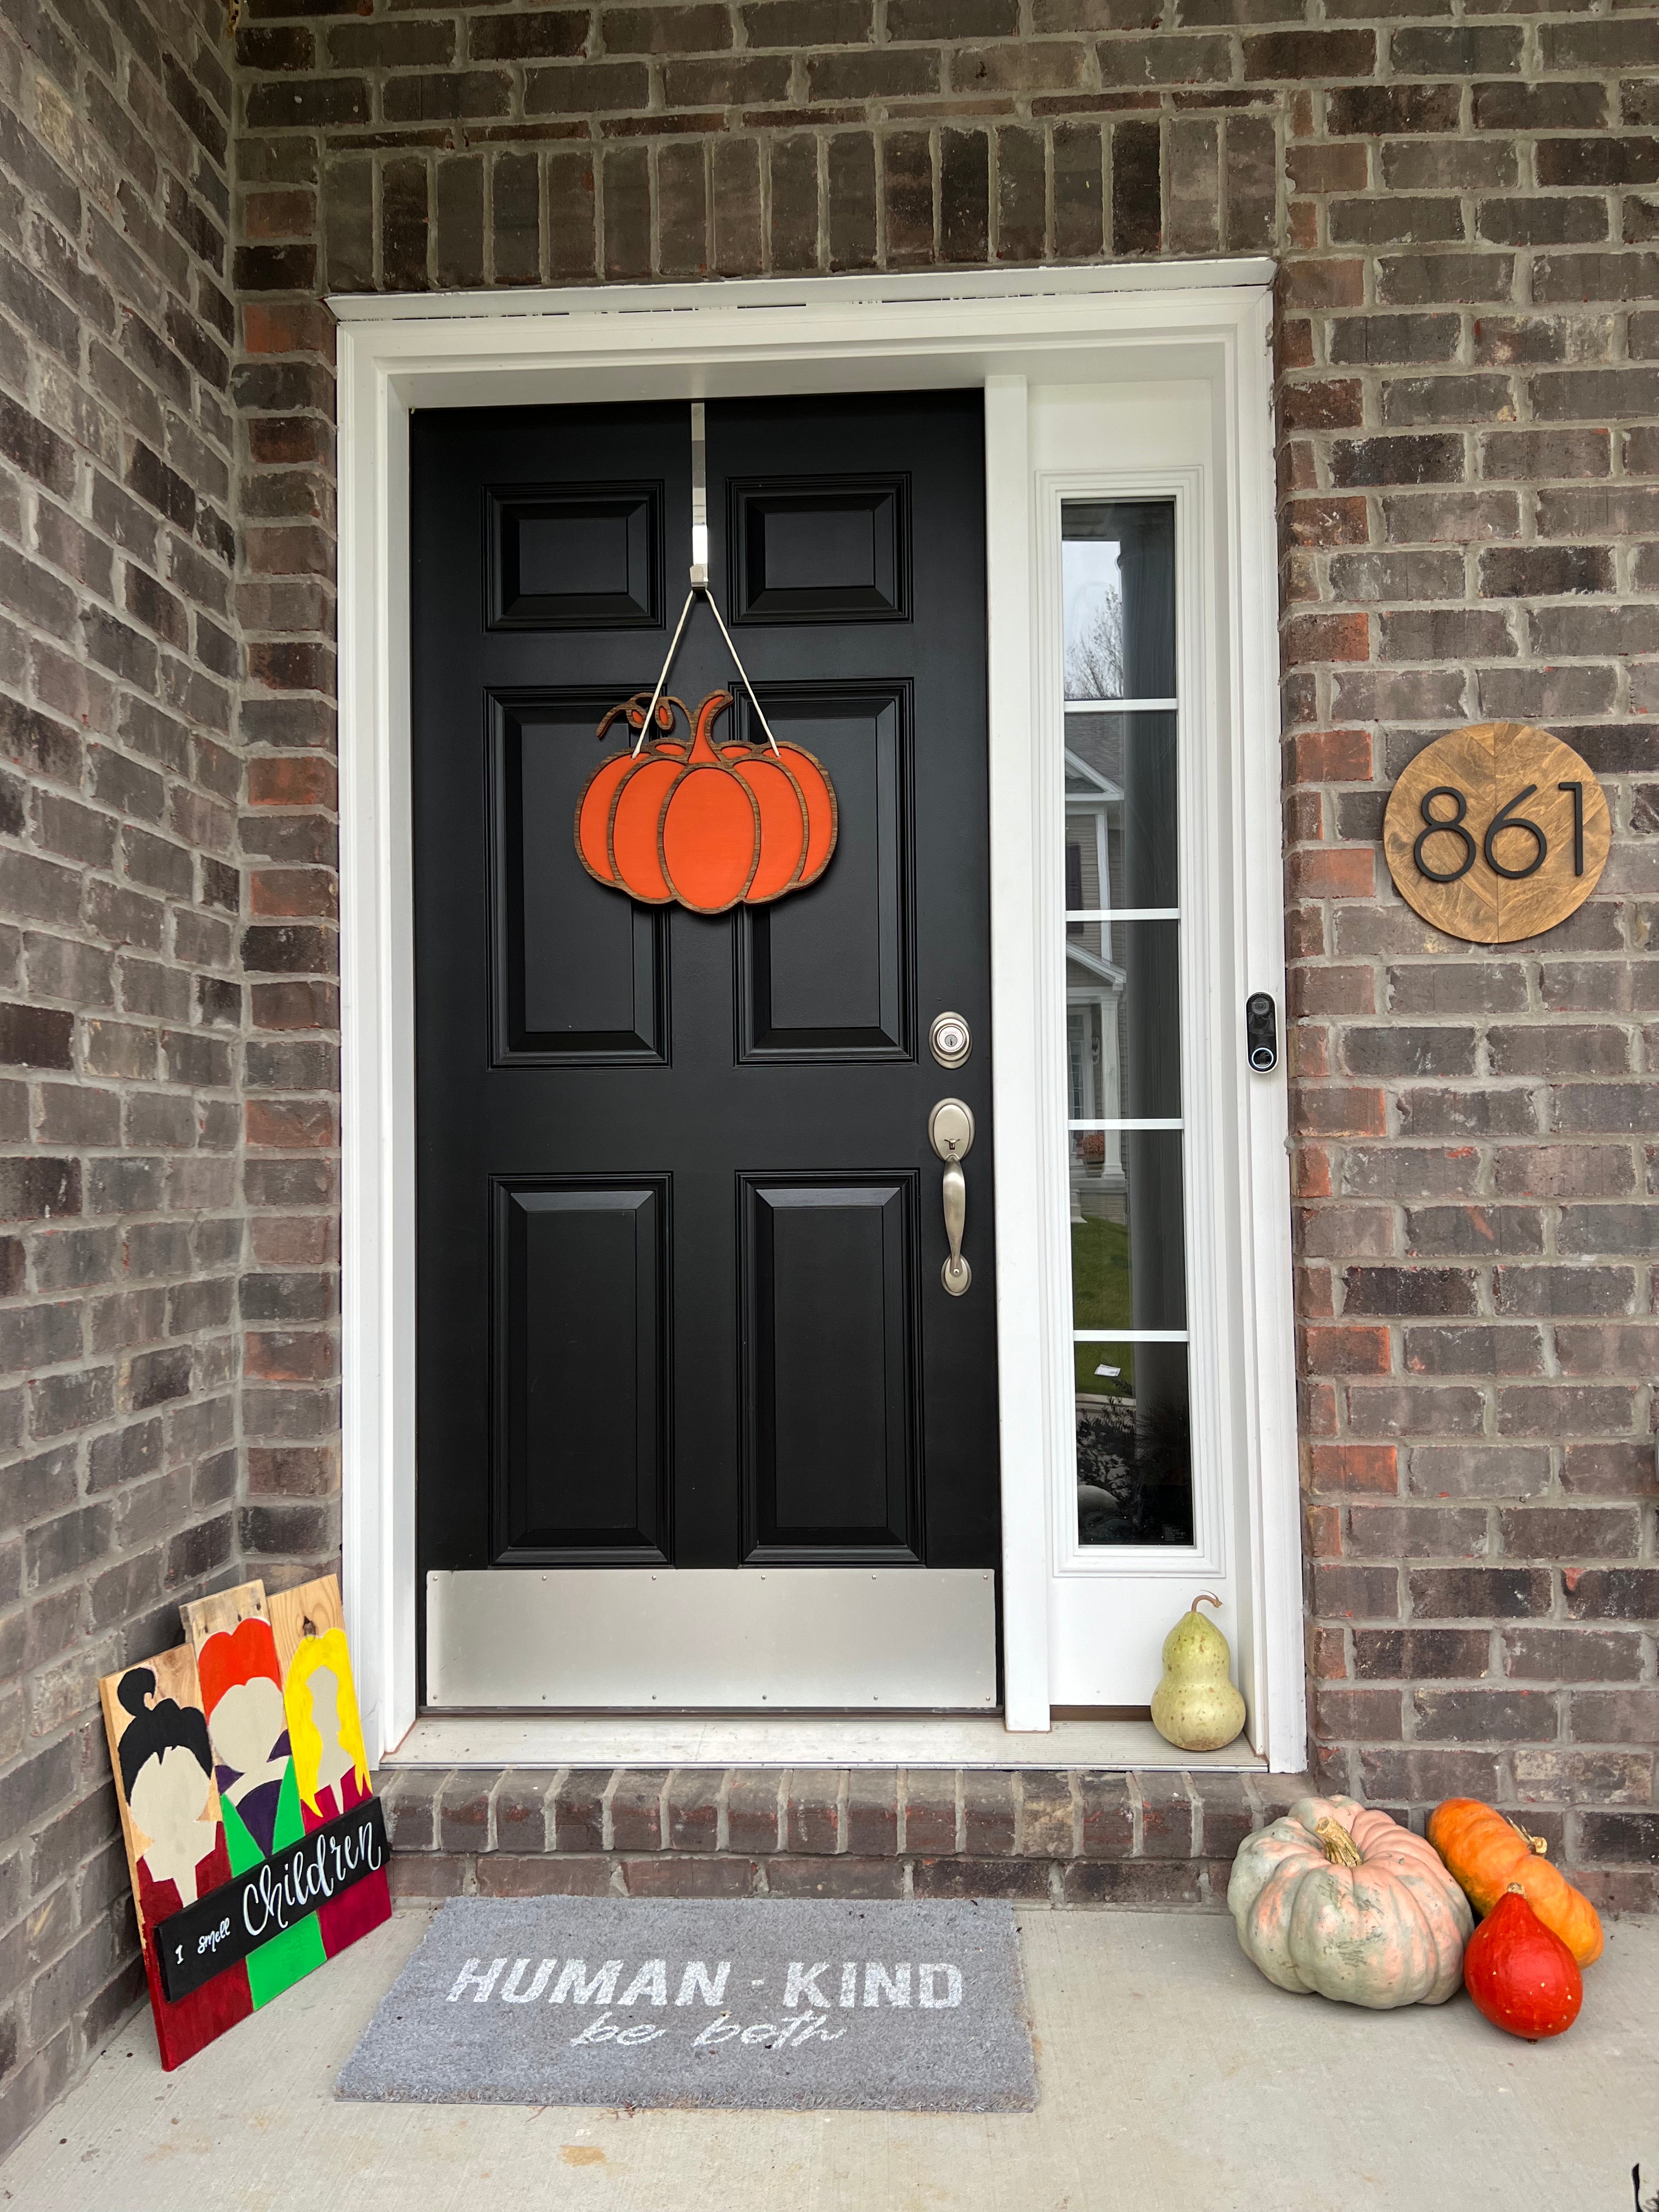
[1381,721,1610,947]
[1413,781,1587,885]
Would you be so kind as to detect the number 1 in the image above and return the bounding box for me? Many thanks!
[1559,781,1584,876]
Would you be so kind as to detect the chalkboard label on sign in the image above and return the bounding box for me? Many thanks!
[1382,721,1610,945]
[155,1795,388,2003]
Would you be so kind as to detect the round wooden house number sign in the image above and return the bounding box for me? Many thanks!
[1382,720,1610,945]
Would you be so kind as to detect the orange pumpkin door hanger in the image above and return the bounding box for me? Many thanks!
[576,688,838,916]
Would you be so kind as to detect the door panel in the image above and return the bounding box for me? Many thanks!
[494,1180,668,1563]
[736,687,910,1060]
[492,697,668,1063]
[741,1177,918,1563]
[488,484,663,629]
[412,391,998,1707]
[730,475,909,623]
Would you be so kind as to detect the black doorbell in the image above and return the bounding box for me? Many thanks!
[1245,992,1278,1073]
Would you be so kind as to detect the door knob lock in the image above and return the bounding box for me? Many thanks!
[929,1011,971,1068]
[928,1097,974,1296]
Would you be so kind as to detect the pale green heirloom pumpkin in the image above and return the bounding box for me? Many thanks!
[1228,1793,1472,2010]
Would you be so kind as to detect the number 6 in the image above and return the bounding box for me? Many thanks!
[1483,785,1546,880]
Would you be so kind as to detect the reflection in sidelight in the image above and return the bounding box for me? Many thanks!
[1075,1348,1193,1547]
[1063,499,1192,1547]
[1065,920,1181,1126]
[1062,501,1176,703]
[1065,712,1178,916]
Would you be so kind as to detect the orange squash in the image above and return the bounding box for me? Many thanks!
[1427,1797,1603,1967]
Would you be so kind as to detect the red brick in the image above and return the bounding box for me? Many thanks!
[622,1854,758,1897]
[1300,1325,1392,1376]
[1308,1443,1399,1496]
[1287,848,1376,900]
[912,1857,1053,1900]
[764,1854,906,1897]
[1288,728,1372,784]
[477,1854,616,1896]
[1282,612,1372,669]
[1060,1860,1213,1906]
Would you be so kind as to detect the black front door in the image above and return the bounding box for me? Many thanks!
[411,391,998,1704]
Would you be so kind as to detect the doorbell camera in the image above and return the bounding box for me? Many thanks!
[1245,992,1278,1073]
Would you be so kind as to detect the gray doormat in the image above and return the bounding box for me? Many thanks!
[336,1895,1036,2112]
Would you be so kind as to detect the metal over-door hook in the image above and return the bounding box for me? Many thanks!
[634,402,781,760]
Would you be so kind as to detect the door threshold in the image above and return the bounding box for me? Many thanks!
[383,1711,1268,1771]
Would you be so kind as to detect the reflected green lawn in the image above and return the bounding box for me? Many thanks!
[1071,1214,1136,1398]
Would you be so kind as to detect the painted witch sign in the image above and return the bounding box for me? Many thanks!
[100,1575,391,2070]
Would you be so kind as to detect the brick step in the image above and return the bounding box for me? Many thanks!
[377,1764,1317,1906]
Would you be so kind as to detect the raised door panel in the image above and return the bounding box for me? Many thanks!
[489,697,667,1063]
[729,475,909,623]
[488,483,662,629]
[493,1180,669,1562]
[737,686,911,1060]
[741,1177,919,1564]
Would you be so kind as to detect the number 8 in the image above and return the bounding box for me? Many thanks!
[1413,787,1476,883]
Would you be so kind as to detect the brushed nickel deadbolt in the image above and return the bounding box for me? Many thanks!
[929,1011,971,1068]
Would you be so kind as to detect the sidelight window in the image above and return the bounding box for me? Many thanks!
[1061,500,1192,1549]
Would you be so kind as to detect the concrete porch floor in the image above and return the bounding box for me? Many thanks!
[2,1906,1655,2212]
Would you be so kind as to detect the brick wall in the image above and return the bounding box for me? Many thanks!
[0,0,249,2155]
[230,0,1659,1911]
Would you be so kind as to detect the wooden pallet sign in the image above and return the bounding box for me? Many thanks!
[100,1575,391,2070]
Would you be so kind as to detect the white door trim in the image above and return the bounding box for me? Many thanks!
[332,260,1301,1769]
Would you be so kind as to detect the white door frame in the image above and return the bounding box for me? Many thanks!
[332,259,1302,1770]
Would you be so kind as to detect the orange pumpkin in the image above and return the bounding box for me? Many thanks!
[576,690,838,914]
[712,723,838,895]
[574,693,690,895]
[1428,1797,1604,1967]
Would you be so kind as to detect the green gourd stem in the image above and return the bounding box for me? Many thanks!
[1192,1593,1223,1615]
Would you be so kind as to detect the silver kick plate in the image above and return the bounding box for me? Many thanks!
[427,1568,997,1709]
[928,1097,974,1296]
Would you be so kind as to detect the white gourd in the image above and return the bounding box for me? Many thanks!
[1228,1793,1472,2010]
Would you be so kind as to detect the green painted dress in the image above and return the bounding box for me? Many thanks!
[222,1760,326,2007]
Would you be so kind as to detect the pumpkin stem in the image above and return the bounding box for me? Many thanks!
[1505,1815,1549,1857]
[1503,1882,1527,1896]
[1192,1593,1223,1616]
[689,691,733,763]
[1314,1816,1363,1869]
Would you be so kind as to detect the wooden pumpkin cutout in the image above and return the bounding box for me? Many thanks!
[576,689,838,915]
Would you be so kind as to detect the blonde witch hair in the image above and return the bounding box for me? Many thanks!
[284,1630,370,1815]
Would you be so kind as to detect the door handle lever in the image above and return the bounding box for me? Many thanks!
[928,1098,975,1297]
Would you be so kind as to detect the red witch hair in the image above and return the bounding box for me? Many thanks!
[195,1616,282,1718]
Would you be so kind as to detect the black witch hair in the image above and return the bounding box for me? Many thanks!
[116,1667,214,1804]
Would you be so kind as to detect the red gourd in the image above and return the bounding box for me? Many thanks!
[1463,1883,1583,2041]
